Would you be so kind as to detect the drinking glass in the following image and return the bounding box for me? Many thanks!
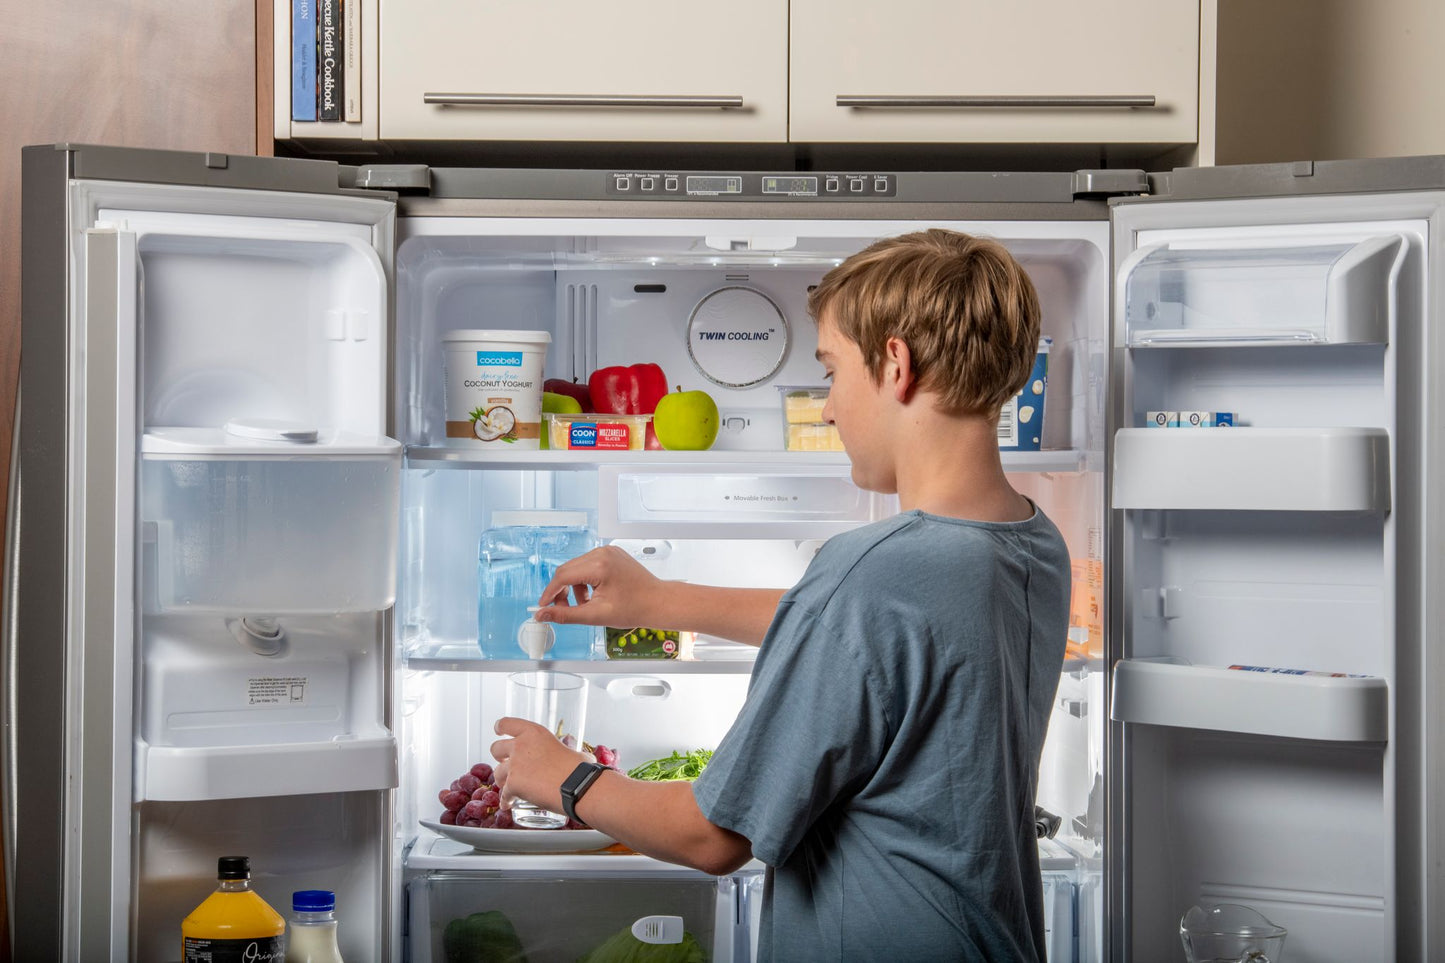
[503,671,588,829]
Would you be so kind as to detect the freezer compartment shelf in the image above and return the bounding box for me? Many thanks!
[1111,659,1388,742]
[136,734,398,801]
[1112,427,1390,512]
[1119,235,1405,347]
[405,641,757,675]
[405,445,1090,473]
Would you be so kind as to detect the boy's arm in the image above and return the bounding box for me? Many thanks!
[536,545,784,646]
[492,719,754,875]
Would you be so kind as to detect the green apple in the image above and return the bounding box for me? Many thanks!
[653,387,719,451]
[541,391,584,449]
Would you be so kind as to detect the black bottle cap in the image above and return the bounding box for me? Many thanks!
[217,856,250,880]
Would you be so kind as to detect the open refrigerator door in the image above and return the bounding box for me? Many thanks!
[12,146,400,962]
[1106,158,1445,962]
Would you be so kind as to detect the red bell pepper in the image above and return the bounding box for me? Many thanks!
[588,363,669,449]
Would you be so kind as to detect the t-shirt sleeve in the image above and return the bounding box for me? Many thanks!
[691,597,894,866]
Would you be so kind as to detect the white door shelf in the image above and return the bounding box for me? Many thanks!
[1111,659,1388,742]
[1118,235,1406,346]
[1112,427,1390,512]
[136,734,398,801]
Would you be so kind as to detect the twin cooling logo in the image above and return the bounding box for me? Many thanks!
[475,351,523,366]
[695,330,773,342]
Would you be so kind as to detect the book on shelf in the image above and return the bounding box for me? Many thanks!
[317,0,343,122]
[343,0,360,122]
[291,0,317,122]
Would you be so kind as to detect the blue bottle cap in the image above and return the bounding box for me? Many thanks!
[292,889,336,912]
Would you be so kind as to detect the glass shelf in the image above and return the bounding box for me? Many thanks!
[405,445,1093,473]
[404,641,758,675]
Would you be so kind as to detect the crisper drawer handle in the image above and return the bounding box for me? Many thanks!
[424,93,746,108]
[836,94,1157,108]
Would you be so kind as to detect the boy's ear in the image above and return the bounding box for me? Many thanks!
[884,336,917,402]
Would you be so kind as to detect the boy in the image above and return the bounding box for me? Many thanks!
[492,229,1071,961]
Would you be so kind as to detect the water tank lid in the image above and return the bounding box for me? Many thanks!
[490,510,591,528]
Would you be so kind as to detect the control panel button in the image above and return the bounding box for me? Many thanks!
[825,176,840,193]
[614,175,631,191]
[874,177,889,193]
[664,175,679,192]
[640,176,656,192]
[849,177,865,193]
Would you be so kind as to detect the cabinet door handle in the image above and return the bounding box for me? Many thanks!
[424,93,746,108]
[836,94,1157,108]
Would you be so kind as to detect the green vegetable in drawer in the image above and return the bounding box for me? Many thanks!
[443,910,528,963]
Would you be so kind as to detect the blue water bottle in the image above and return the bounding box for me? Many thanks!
[478,510,599,659]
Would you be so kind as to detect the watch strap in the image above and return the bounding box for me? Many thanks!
[560,761,608,824]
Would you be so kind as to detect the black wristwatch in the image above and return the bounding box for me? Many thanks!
[560,761,609,824]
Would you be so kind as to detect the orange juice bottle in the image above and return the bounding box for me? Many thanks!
[182,856,286,962]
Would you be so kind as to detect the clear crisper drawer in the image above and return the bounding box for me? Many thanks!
[1120,235,1404,346]
[141,430,401,614]
[407,871,740,962]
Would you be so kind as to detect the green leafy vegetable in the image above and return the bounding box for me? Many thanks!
[575,925,707,963]
[444,910,529,963]
[626,749,713,782]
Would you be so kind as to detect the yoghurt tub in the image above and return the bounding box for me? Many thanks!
[442,330,550,448]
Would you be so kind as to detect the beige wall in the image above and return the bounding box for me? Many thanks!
[0,1,259,954]
[1216,0,1445,164]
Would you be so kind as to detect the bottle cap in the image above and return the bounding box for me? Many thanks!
[293,889,336,912]
[217,856,250,880]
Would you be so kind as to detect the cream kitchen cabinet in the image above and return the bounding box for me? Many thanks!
[788,0,1200,146]
[375,0,787,143]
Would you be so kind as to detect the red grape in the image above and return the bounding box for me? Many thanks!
[457,772,482,794]
[439,810,457,825]
[479,813,498,829]
[479,789,501,809]
[494,810,514,830]
[441,790,469,812]
[469,762,494,782]
[461,799,486,821]
[449,778,464,793]
[470,786,489,802]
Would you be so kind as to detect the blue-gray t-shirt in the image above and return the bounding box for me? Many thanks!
[692,507,1070,962]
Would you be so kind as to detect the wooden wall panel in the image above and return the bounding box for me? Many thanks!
[0,0,258,954]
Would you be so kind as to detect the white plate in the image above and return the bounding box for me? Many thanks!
[420,819,616,853]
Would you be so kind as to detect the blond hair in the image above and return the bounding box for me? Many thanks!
[807,229,1041,416]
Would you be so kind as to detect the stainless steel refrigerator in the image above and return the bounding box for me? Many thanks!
[10,143,1445,961]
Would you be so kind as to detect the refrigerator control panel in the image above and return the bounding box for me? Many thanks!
[606,171,896,198]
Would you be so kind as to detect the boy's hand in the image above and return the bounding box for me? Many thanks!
[534,545,663,628]
[490,716,591,812]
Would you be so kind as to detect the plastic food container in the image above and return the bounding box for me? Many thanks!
[776,386,842,451]
[605,626,696,659]
[441,330,550,449]
[778,385,829,424]
[543,413,652,451]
